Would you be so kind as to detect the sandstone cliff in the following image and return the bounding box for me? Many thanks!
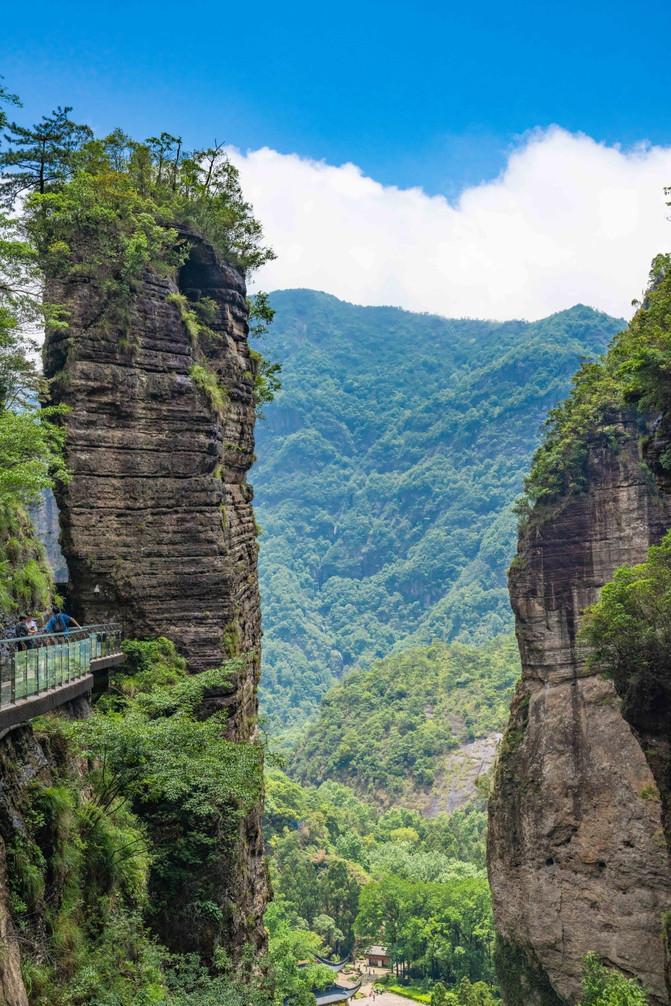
[488,414,671,1005]
[42,231,267,955]
[44,231,261,736]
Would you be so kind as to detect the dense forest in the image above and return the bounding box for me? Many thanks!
[265,768,494,988]
[291,636,519,806]
[253,292,623,730]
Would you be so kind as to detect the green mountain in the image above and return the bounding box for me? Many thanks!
[290,636,519,809]
[253,291,623,727]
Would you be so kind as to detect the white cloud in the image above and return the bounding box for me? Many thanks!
[229,127,671,321]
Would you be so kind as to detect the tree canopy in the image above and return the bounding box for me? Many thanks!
[291,636,518,802]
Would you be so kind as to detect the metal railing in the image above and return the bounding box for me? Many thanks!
[0,623,122,709]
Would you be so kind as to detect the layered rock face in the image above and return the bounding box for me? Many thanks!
[43,233,268,956]
[488,415,671,1006]
[44,233,261,737]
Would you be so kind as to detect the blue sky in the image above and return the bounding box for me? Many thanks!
[3,0,671,196]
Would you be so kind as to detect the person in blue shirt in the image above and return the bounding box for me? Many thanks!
[43,606,81,635]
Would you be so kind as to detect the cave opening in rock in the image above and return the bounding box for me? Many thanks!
[178,237,221,304]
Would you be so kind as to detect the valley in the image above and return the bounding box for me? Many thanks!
[253,292,623,731]
[0,67,669,1006]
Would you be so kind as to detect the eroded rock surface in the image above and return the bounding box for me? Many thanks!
[488,415,671,1005]
[44,233,261,736]
[43,233,268,956]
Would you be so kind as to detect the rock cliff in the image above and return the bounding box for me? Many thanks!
[44,231,261,737]
[488,413,671,1005]
[42,231,267,955]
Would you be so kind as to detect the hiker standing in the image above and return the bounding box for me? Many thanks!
[43,606,81,637]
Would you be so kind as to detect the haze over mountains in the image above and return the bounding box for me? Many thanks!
[253,290,624,728]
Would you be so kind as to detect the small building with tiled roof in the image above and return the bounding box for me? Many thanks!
[314,981,362,1005]
[366,945,390,968]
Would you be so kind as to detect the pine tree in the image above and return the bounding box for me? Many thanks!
[0,105,92,203]
[0,76,20,131]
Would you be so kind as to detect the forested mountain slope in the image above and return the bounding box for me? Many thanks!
[254,292,623,726]
[291,636,519,810]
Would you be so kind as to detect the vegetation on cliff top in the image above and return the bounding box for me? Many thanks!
[0,84,279,617]
[1,106,274,277]
[290,636,518,801]
[0,89,279,418]
[519,251,671,521]
[254,290,621,728]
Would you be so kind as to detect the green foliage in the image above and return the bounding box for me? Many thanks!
[167,291,203,341]
[581,529,671,727]
[0,407,68,505]
[189,363,229,415]
[265,765,495,999]
[291,636,518,801]
[431,981,448,1005]
[65,658,263,945]
[379,982,431,1002]
[249,292,281,412]
[356,874,494,987]
[0,96,279,425]
[3,113,273,277]
[0,105,92,200]
[111,636,188,696]
[253,290,622,726]
[264,907,335,1006]
[6,756,155,1006]
[378,978,497,1006]
[578,954,649,1006]
[0,205,69,511]
[445,978,498,1006]
[0,76,20,131]
[521,253,671,518]
[0,102,69,612]
[9,639,270,1005]
[0,498,53,614]
[27,154,183,321]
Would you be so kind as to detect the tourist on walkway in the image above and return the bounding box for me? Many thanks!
[43,606,81,636]
[14,615,33,650]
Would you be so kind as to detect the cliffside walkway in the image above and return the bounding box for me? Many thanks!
[0,624,124,730]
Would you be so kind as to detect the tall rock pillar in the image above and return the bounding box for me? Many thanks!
[488,415,671,1006]
[44,230,267,953]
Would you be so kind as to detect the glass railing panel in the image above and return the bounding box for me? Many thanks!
[0,623,122,709]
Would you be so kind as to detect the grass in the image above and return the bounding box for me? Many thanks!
[375,981,431,1003]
